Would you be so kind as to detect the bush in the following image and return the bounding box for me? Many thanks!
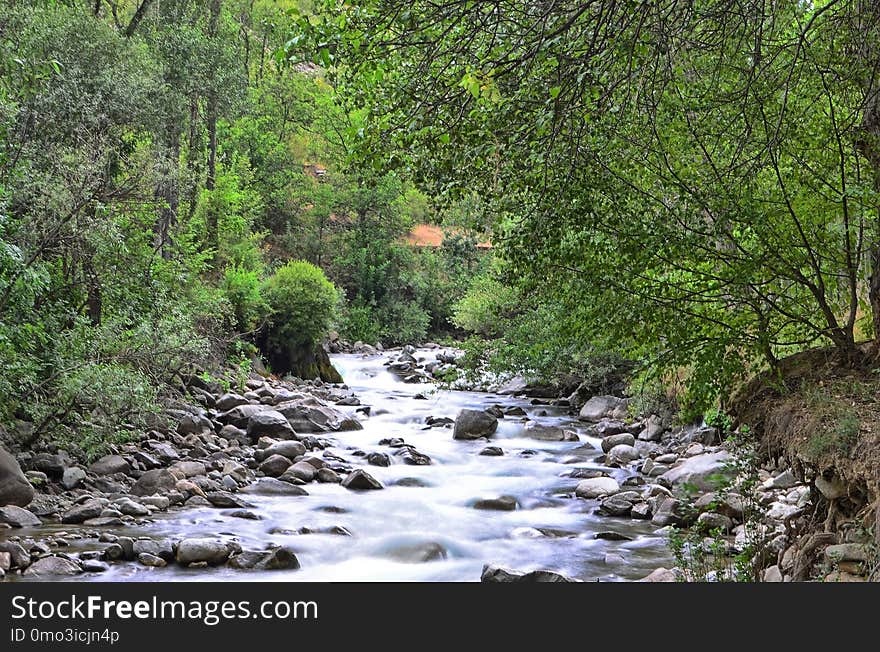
[262,260,339,349]
[381,300,430,346]
[221,266,267,333]
[337,301,383,344]
[452,274,517,337]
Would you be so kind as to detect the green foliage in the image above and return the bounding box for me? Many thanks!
[337,300,383,344]
[221,265,267,333]
[452,274,516,337]
[806,411,861,459]
[263,260,339,349]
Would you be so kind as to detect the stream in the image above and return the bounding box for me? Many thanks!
[8,350,674,582]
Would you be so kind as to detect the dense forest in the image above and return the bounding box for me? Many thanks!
[0,0,494,455]
[4,0,880,583]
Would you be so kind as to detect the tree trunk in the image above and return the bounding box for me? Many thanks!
[205,0,222,258]
[155,127,180,260]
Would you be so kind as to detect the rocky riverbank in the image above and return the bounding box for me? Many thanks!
[1,345,861,582]
[0,370,388,578]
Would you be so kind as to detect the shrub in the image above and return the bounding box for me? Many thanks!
[381,300,430,346]
[262,260,339,349]
[338,301,383,344]
[221,265,267,333]
[452,274,517,337]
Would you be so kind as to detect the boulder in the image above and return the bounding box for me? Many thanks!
[601,433,636,453]
[0,541,30,569]
[316,468,341,483]
[341,469,383,490]
[575,477,620,499]
[175,539,231,566]
[638,567,677,582]
[88,454,131,476]
[658,451,732,492]
[256,547,300,571]
[638,414,665,441]
[522,423,578,441]
[176,413,213,436]
[0,448,34,507]
[824,543,870,563]
[61,499,104,524]
[170,460,207,478]
[130,469,178,496]
[215,393,250,411]
[60,466,87,490]
[367,452,392,467]
[247,410,296,440]
[254,440,306,462]
[0,505,41,527]
[31,452,67,478]
[578,395,628,422]
[606,444,640,466]
[280,461,316,483]
[452,409,498,440]
[815,475,847,501]
[258,454,292,477]
[240,478,309,496]
[217,404,266,429]
[23,556,81,577]
[598,496,633,517]
[205,491,249,508]
[473,495,518,511]
[480,564,575,582]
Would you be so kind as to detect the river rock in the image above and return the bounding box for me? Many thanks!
[397,447,431,465]
[638,567,677,582]
[131,469,178,496]
[218,425,248,442]
[256,546,300,570]
[259,454,292,477]
[255,440,306,462]
[639,414,664,441]
[651,497,686,526]
[815,475,847,501]
[473,495,517,511]
[241,478,309,496]
[452,409,498,440]
[658,451,732,492]
[205,491,249,508]
[0,448,34,507]
[578,395,628,422]
[281,461,317,483]
[762,469,799,490]
[170,460,207,478]
[696,511,733,533]
[23,556,81,577]
[575,477,620,499]
[479,446,504,456]
[58,466,85,491]
[177,413,213,436]
[316,468,341,483]
[341,469,383,490]
[217,404,267,429]
[606,444,640,466]
[30,452,65,478]
[138,553,167,567]
[598,495,633,516]
[601,433,636,453]
[114,498,150,517]
[522,423,577,441]
[61,499,104,524]
[480,564,574,582]
[247,410,295,440]
[88,454,131,476]
[367,452,392,467]
[176,538,231,566]
[215,393,250,411]
[0,541,30,569]
[0,505,40,527]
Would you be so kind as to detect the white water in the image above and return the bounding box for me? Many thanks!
[27,350,674,581]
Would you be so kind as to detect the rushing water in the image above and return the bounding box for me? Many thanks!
[9,350,674,582]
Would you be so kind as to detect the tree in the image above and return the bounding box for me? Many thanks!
[289,0,880,409]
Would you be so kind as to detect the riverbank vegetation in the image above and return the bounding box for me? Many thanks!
[0,0,487,451]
